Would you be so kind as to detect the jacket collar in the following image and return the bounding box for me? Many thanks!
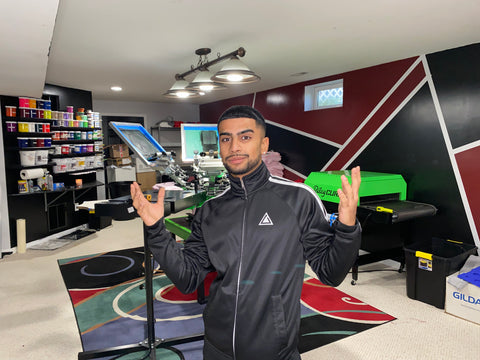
[228,161,270,197]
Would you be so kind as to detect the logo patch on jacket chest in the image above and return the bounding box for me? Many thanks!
[259,212,274,226]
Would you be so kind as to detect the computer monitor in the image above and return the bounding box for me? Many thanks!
[181,123,221,163]
[109,122,166,166]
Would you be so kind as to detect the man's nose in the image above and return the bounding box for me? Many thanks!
[230,137,241,152]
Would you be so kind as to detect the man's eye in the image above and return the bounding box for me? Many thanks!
[220,137,230,142]
[241,135,251,141]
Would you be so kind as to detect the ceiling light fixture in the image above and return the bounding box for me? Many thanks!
[210,56,260,84]
[187,69,226,92]
[164,78,202,98]
[110,86,123,91]
[164,47,260,99]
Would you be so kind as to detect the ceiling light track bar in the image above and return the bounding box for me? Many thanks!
[175,47,246,80]
[164,46,258,98]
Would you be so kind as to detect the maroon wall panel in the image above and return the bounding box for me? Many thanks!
[326,61,426,170]
[456,147,480,233]
[253,57,418,144]
[199,94,255,123]
[282,168,304,182]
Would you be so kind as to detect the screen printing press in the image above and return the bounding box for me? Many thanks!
[77,123,217,359]
[305,170,437,285]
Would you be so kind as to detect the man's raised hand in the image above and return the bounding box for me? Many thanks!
[337,166,361,226]
[130,182,165,226]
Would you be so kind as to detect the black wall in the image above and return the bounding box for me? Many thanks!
[43,83,93,112]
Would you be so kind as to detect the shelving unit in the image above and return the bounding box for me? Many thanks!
[9,180,104,211]
[151,126,181,147]
[1,92,105,247]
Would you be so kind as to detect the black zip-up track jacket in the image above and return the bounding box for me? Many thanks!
[146,162,361,360]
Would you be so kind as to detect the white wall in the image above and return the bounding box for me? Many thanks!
[0,100,11,255]
[92,99,200,130]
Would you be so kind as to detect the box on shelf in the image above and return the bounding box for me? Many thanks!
[404,238,477,309]
[106,166,136,182]
[445,270,480,325]
[107,156,132,167]
[136,171,157,192]
[108,143,129,158]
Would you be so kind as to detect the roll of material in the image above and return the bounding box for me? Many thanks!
[16,219,26,254]
[20,168,46,180]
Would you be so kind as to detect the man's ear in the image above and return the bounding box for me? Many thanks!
[261,136,269,154]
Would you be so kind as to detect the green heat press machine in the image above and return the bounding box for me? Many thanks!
[305,170,407,205]
[305,170,437,285]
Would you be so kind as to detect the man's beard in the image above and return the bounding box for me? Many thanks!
[223,153,262,176]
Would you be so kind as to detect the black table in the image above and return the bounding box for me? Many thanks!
[351,200,437,284]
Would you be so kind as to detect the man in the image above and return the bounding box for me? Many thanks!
[131,105,361,360]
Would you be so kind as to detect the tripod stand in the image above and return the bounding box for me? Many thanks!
[77,223,204,360]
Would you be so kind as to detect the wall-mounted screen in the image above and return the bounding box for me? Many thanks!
[181,123,221,162]
[109,122,166,166]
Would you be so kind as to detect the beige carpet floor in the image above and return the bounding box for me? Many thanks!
[1,216,479,359]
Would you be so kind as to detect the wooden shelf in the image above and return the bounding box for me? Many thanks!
[12,146,53,151]
[6,117,54,123]
[50,152,103,158]
[51,126,102,131]
[57,167,105,175]
[52,139,100,144]
[7,163,56,170]
[8,180,105,197]
[7,132,53,137]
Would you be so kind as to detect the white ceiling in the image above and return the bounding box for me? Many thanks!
[2,0,480,105]
[0,0,59,98]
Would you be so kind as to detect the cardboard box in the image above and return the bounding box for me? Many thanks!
[108,144,129,158]
[136,171,157,191]
[107,166,136,182]
[107,156,132,167]
[445,271,480,325]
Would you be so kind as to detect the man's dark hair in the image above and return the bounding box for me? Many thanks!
[217,105,267,136]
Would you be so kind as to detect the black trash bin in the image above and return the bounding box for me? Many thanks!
[404,237,477,309]
[108,181,132,198]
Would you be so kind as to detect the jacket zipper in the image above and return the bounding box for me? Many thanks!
[232,178,247,360]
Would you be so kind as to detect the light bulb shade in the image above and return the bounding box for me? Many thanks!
[211,56,260,84]
[186,70,226,91]
[164,79,201,98]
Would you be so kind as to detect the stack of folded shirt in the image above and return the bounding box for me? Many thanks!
[262,151,284,177]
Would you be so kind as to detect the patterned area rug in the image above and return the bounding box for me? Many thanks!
[58,247,395,359]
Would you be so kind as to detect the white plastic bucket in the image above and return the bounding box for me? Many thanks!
[35,150,49,165]
[54,158,67,173]
[67,158,77,172]
[86,156,95,168]
[19,151,35,166]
